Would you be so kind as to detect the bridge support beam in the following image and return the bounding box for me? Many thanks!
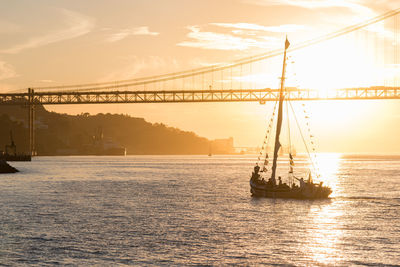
[28,88,35,156]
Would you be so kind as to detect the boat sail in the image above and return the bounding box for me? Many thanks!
[249,37,332,199]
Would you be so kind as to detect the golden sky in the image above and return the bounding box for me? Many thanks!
[0,0,399,152]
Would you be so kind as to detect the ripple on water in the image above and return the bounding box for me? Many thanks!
[0,155,400,266]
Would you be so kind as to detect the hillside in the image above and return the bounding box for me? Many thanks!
[0,105,234,155]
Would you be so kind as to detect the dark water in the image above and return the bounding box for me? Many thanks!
[1,155,400,266]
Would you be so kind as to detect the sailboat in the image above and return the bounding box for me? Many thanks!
[249,37,332,199]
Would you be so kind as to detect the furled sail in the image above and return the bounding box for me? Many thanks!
[270,37,290,184]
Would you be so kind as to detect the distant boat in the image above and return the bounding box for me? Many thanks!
[83,127,127,156]
[0,131,31,162]
[249,38,332,199]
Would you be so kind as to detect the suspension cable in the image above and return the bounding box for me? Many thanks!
[27,8,400,92]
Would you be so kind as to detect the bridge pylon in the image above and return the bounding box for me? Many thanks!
[28,88,36,156]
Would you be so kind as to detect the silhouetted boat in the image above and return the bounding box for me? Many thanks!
[0,131,31,162]
[82,127,126,156]
[249,38,332,199]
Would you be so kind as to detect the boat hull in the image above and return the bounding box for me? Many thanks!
[250,179,332,199]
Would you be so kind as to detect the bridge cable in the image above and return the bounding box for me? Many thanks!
[25,8,400,93]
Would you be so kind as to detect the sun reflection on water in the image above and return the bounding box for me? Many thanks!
[306,202,344,265]
[314,153,342,197]
[302,153,344,265]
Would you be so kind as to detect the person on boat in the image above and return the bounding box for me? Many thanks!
[295,177,306,189]
[278,176,282,186]
[254,164,260,175]
[270,176,276,187]
[266,178,272,187]
[251,164,261,181]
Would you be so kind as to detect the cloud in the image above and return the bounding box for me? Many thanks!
[0,61,18,80]
[177,26,279,51]
[36,79,55,83]
[0,9,95,54]
[211,23,306,33]
[98,56,175,82]
[243,0,375,17]
[106,26,159,42]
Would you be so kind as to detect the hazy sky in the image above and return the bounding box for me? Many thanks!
[0,0,399,153]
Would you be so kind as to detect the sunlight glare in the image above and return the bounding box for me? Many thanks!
[314,153,341,196]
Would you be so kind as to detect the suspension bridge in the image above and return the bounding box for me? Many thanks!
[1,87,399,105]
[1,8,400,155]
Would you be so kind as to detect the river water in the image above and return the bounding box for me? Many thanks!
[1,155,399,266]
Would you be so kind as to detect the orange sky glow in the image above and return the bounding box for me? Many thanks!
[0,0,400,153]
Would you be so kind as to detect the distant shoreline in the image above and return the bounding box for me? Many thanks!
[28,153,400,158]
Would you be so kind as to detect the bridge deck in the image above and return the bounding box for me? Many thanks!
[0,87,399,105]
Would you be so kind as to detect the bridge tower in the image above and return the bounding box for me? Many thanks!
[28,88,36,156]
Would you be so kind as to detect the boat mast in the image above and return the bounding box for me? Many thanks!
[270,37,290,184]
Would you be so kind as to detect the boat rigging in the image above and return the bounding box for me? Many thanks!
[249,37,332,199]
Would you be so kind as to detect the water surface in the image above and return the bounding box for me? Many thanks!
[1,155,400,266]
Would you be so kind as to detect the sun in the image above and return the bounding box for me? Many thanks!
[285,33,387,91]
